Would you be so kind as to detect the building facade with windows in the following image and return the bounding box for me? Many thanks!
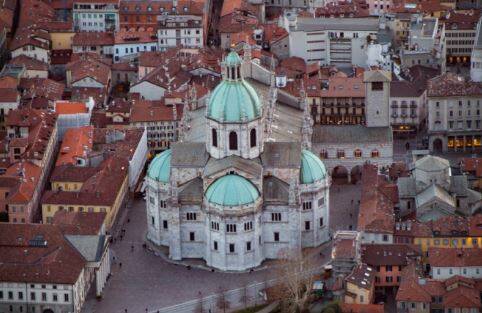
[311,70,393,181]
[157,15,203,50]
[73,0,120,32]
[427,73,482,153]
[145,52,331,271]
[284,15,380,67]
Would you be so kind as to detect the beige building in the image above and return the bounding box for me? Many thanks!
[344,263,375,304]
[42,157,129,229]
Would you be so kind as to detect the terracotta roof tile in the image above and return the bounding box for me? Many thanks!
[428,247,482,267]
[8,55,49,71]
[361,244,421,266]
[52,210,106,235]
[0,223,86,284]
[72,31,114,46]
[56,126,94,166]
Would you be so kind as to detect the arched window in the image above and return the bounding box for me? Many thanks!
[250,129,256,148]
[371,149,379,158]
[229,131,238,150]
[211,128,217,147]
[230,67,235,80]
[237,66,241,79]
[354,149,362,158]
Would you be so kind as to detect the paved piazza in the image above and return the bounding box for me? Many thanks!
[81,182,361,313]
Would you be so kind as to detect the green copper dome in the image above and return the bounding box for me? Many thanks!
[225,51,242,66]
[205,174,259,206]
[147,149,171,182]
[206,52,262,123]
[300,149,327,184]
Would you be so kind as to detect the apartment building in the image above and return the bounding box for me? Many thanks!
[157,15,203,50]
[427,73,482,153]
[284,14,380,66]
[442,10,480,65]
[73,0,120,31]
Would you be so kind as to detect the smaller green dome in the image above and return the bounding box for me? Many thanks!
[225,51,242,66]
[300,149,327,184]
[147,149,171,182]
[205,174,259,206]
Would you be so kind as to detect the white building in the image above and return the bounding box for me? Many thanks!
[389,80,427,136]
[397,155,482,221]
[426,73,482,153]
[114,30,158,62]
[0,223,111,313]
[146,51,331,271]
[470,16,482,82]
[311,70,394,181]
[429,247,482,280]
[401,16,446,72]
[283,14,380,67]
[157,15,203,51]
[54,99,95,140]
[73,0,120,32]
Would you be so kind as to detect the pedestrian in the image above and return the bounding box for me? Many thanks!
[120,235,123,241]
[119,262,122,268]
[127,218,130,223]
[124,309,127,313]
[351,199,354,204]
[131,245,134,252]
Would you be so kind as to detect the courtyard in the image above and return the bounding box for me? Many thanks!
[81,182,361,313]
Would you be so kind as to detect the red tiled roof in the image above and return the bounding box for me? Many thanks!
[19,78,65,102]
[73,32,114,46]
[396,267,444,303]
[3,161,41,204]
[115,29,157,44]
[119,0,204,16]
[428,72,482,97]
[66,55,111,86]
[0,223,86,284]
[460,157,482,178]
[130,99,183,123]
[8,55,49,71]
[55,101,89,115]
[5,108,57,161]
[56,126,93,166]
[346,263,375,290]
[43,156,129,207]
[333,237,357,260]
[52,210,106,235]
[0,88,19,103]
[340,303,384,313]
[358,164,396,234]
[441,10,480,30]
[428,247,482,267]
[361,244,421,266]
[443,285,481,308]
[50,164,100,183]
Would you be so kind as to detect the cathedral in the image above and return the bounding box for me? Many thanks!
[145,51,331,271]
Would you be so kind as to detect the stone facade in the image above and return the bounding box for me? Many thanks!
[146,52,331,271]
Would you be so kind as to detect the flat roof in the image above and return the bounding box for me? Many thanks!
[295,17,379,32]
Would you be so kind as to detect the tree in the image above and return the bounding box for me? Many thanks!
[274,248,318,313]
